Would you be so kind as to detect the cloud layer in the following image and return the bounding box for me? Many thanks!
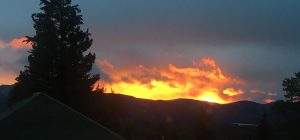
[97,58,272,103]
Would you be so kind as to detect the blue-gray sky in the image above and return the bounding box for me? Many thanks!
[1,0,300,103]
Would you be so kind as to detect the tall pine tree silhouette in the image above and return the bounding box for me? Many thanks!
[10,0,99,104]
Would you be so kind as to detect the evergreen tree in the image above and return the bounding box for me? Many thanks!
[257,113,273,140]
[10,0,99,104]
[282,71,300,102]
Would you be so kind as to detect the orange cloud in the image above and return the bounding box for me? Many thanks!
[223,88,244,96]
[0,37,31,49]
[97,58,246,104]
[264,99,274,103]
[9,37,31,49]
[0,71,16,85]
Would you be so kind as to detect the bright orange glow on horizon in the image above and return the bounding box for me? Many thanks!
[97,58,246,104]
[0,71,17,85]
[198,89,230,104]
[264,99,274,103]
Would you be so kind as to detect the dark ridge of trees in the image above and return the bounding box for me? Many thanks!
[9,0,100,106]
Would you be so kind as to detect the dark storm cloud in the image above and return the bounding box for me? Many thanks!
[78,0,300,47]
[2,0,300,46]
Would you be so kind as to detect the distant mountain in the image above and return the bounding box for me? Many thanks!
[211,101,270,124]
[90,94,300,140]
[82,94,274,139]
[107,94,269,125]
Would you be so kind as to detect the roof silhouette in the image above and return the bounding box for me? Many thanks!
[0,93,125,140]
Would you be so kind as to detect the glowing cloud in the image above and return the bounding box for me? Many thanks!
[264,99,274,103]
[0,71,16,85]
[9,37,31,49]
[97,58,246,104]
[0,37,31,49]
[223,88,244,96]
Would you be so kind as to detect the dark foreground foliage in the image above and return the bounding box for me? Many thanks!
[9,0,99,106]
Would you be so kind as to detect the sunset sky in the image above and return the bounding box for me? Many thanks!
[1,0,300,103]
